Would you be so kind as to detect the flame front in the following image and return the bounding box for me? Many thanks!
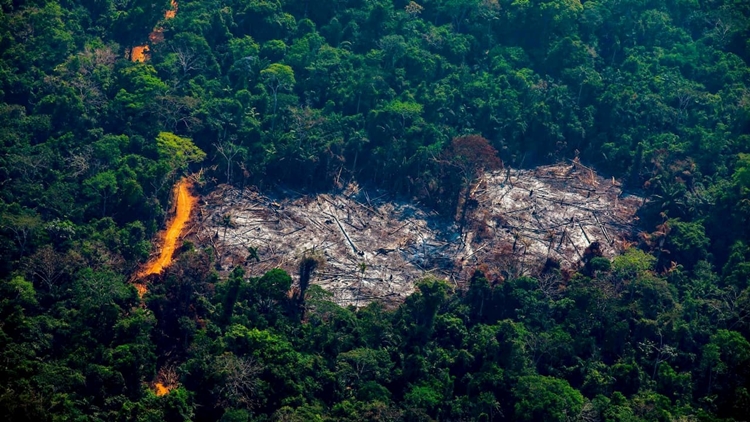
[139,178,196,278]
[154,382,171,396]
[130,0,178,62]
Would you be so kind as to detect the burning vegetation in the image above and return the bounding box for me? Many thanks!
[192,162,642,307]
[129,0,178,62]
[153,366,179,396]
[140,179,196,277]
[134,178,197,295]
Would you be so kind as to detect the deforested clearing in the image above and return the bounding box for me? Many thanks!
[193,162,642,307]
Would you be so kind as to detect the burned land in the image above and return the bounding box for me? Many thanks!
[191,162,643,307]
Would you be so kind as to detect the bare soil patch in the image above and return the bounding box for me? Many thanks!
[192,163,642,307]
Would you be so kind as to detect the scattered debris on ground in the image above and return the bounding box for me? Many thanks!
[192,163,643,307]
[461,162,642,281]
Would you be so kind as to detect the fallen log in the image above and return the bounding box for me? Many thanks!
[332,215,359,255]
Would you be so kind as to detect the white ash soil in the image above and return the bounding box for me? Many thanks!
[192,163,642,307]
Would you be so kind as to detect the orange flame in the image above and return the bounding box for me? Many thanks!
[165,0,178,19]
[129,1,178,62]
[155,382,171,396]
[138,178,196,279]
[131,45,149,62]
[133,282,148,297]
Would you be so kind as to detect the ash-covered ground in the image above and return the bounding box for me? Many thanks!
[191,163,643,307]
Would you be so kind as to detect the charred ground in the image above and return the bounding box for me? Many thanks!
[192,162,642,307]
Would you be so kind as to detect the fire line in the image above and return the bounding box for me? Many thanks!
[139,178,196,278]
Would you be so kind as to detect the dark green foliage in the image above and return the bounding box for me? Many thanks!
[1,0,749,420]
[513,375,584,422]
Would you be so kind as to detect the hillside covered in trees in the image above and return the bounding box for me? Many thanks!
[1,0,750,421]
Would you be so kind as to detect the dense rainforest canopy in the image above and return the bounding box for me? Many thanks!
[1,0,750,420]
